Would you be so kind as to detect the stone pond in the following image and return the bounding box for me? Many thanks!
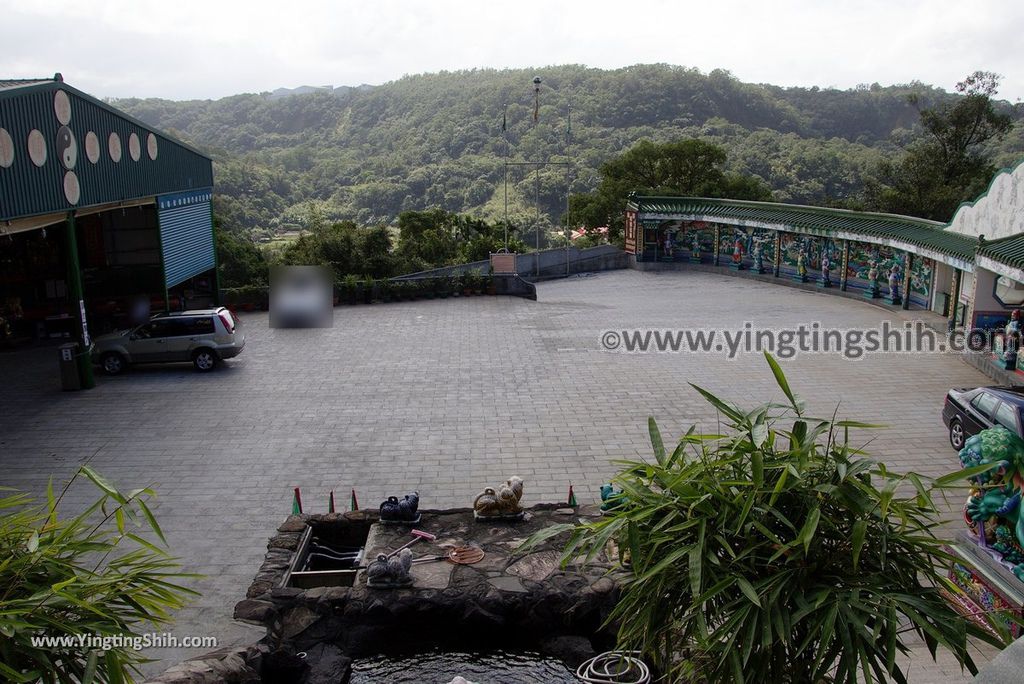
[149,503,626,683]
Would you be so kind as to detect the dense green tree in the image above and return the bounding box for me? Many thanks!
[865,72,1016,221]
[570,138,771,244]
[280,220,395,281]
[215,222,268,287]
[114,66,1023,234]
[394,209,526,271]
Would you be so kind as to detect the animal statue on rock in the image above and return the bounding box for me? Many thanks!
[366,547,413,588]
[473,476,524,520]
[379,492,420,523]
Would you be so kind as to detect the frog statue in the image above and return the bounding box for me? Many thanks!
[959,426,1024,581]
[366,548,413,588]
[473,476,524,520]
[600,483,626,513]
[379,491,420,524]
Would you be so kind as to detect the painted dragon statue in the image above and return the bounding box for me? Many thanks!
[959,426,1024,580]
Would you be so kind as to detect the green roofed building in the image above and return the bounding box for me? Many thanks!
[0,74,217,388]
[625,158,1024,340]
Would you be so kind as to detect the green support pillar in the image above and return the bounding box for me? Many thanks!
[210,202,222,306]
[840,240,850,291]
[65,214,95,389]
[901,253,913,310]
[713,224,721,266]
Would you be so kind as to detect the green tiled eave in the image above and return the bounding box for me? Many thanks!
[626,196,979,263]
[978,235,1024,271]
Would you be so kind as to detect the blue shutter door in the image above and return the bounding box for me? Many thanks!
[158,189,214,288]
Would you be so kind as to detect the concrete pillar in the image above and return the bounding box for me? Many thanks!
[773,232,781,277]
[902,253,913,310]
[840,240,850,291]
[949,269,963,329]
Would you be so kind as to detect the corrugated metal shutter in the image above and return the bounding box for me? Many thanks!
[158,188,214,288]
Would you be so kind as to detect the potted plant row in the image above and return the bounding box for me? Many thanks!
[328,272,497,305]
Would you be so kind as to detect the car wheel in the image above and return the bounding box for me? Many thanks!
[949,419,966,451]
[192,349,218,372]
[100,352,126,375]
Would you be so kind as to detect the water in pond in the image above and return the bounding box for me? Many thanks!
[348,649,578,683]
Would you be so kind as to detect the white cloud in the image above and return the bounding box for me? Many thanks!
[0,0,1020,101]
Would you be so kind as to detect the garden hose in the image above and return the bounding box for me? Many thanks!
[575,650,650,684]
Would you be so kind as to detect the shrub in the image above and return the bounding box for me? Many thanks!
[222,285,268,310]
[0,467,197,683]
[524,353,1008,683]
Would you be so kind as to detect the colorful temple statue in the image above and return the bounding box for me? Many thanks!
[794,252,808,283]
[865,261,881,299]
[751,240,765,274]
[959,426,1024,581]
[731,236,744,270]
[820,254,832,288]
[1004,310,1022,370]
[887,266,903,305]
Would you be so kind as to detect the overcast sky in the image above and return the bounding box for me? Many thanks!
[2,0,1021,102]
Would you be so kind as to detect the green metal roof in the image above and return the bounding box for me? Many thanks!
[627,196,979,262]
[978,234,1024,271]
[1,76,212,221]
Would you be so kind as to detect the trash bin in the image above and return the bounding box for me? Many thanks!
[58,342,81,391]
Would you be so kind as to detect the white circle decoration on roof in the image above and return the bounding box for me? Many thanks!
[28,129,47,167]
[129,132,141,161]
[147,132,158,160]
[54,90,72,125]
[108,132,122,162]
[56,126,77,170]
[63,171,80,204]
[85,131,100,164]
[0,128,13,168]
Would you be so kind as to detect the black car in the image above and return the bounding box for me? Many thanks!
[942,386,1024,450]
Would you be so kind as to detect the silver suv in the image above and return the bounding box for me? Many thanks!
[92,307,245,374]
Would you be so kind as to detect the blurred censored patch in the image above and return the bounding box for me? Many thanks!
[269,265,334,328]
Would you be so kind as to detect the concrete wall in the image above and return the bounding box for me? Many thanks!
[946,159,1024,240]
[391,244,628,282]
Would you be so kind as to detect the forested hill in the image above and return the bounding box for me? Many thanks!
[112,64,1024,237]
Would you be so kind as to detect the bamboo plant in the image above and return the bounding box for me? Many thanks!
[0,467,197,683]
[523,353,1010,683]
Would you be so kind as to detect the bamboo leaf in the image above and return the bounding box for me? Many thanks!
[799,506,821,555]
[82,650,99,684]
[736,577,761,607]
[688,545,702,595]
[851,520,867,571]
[80,465,126,503]
[751,450,764,487]
[764,351,802,415]
[649,417,666,465]
[137,498,166,545]
[689,383,744,423]
[934,462,1004,486]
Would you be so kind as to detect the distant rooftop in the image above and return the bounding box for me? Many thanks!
[0,74,61,92]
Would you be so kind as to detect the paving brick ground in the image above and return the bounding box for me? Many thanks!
[0,269,1004,680]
